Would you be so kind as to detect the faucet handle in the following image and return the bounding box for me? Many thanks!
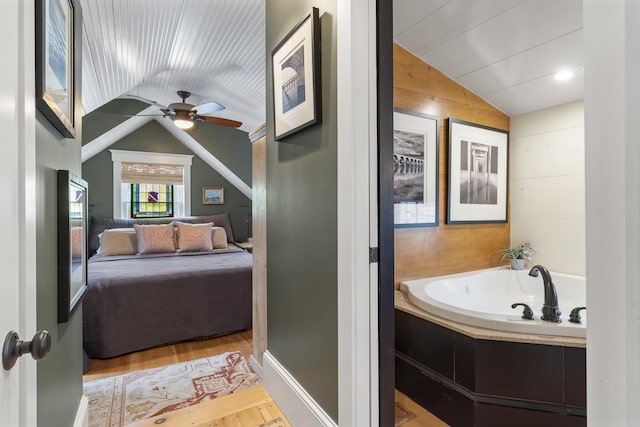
[511,303,534,320]
[569,306,586,324]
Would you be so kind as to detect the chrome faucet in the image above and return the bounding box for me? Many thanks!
[528,265,562,323]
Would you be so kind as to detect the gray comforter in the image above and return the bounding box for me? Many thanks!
[83,247,252,358]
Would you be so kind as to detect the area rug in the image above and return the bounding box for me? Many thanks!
[84,351,261,427]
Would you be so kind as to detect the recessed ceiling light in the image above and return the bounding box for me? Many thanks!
[554,70,574,81]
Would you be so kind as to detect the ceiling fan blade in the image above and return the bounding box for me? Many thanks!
[198,116,242,128]
[195,101,226,115]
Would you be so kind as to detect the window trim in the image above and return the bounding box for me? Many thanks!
[110,150,193,218]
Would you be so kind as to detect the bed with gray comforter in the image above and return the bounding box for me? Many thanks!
[83,214,252,359]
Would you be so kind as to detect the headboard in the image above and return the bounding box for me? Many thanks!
[88,213,236,256]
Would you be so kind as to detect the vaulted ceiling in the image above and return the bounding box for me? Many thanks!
[79,0,265,132]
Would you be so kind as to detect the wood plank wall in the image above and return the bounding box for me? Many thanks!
[394,44,510,285]
[250,127,267,370]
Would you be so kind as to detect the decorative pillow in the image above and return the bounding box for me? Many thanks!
[174,221,214,253]
[211,226,228,249]
[133,223,176,254]
[98,228,137,256]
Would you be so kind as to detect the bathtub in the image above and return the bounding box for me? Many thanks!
[400,267,586,338]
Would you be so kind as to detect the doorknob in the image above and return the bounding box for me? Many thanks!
[2,330,52,371]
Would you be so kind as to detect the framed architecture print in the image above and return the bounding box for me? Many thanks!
[202,187,224,205]
[447,118,509,224]
[36,0,77,138]
[57,170,88,322]
[271,7,321,140]
[393,108,440,227]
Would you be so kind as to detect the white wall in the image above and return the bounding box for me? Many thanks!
[509,101,585,275]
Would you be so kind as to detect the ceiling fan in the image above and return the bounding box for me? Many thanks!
[126,90,242,130]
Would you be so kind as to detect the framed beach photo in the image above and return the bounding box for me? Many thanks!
[36,0,77,138]
[202,187,224,205]
[271,7,321,140]
[393,109,440,227]
[447,118,509,224]
[57,170,88,323]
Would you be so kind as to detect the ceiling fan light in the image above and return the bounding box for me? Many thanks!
[174,118,195,130]
[173,110,195,130]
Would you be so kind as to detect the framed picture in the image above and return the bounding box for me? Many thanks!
[447,118,509,224]
[36,0,76,138]
[202,187,224,205]
[57,170,88,323]
[271,7,321,140]
[393,108,440,227]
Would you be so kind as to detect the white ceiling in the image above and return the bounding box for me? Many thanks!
[394,0,584,116]
[79,0,265,132]
[79,0,583,134]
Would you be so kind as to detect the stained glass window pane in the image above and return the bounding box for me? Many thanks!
[131,183,174,218]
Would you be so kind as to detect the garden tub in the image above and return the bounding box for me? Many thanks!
[400,267,586,338]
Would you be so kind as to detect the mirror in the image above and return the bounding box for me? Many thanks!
[57,170,88,323]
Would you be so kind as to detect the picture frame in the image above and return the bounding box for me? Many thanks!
[202,187,224,205]
[36,0,76,138]
[271,7,321,140]
[57,170,88,323]
[393,108,440,227]
[447,118,509,224]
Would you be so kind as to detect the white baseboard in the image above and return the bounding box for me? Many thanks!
[74,395,89,427]
[250,354,263,379]
[263,351,337,427]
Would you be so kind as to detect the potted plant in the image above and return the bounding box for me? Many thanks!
[497,242,536,270]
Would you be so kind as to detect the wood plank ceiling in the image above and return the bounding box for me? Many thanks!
[79,0,265,132]
[394,0,584,116]
[79,0,583,133]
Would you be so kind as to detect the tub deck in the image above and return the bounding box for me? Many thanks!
[395,290,586,348]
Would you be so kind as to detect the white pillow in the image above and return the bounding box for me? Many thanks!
[211,226,228,249]
[97,228,137,256]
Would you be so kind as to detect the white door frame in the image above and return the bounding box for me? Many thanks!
[337,0,378,425]
[0,0,38,426]
[584,0,640,423]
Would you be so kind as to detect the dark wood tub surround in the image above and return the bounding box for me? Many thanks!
[395,309,586,427]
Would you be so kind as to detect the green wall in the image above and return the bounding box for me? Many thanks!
[35,10,84,422]
[82,100,253,242]
[266,0,338,421]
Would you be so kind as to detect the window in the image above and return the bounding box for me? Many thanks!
[111,150,193,219]
[131,183,174,218]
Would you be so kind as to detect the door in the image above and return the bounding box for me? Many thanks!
[0,0,38,426]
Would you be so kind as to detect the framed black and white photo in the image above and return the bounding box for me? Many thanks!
[447,118,509,224]
[58,170,88,323]
[271,7,321,140]
[36,0,77,138]
[394,109,440,227]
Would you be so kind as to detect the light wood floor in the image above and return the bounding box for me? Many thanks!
[83,330,290,426]
[83,330,447,426]
[84,329,253,382]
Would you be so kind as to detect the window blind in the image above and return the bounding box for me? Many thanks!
[121,162,184,184]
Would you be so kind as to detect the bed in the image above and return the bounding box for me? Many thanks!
[82,214,252,359]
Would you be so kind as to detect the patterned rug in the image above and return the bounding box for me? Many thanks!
[84,351,261,426]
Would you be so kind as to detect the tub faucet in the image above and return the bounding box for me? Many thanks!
[528,265,562,323]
